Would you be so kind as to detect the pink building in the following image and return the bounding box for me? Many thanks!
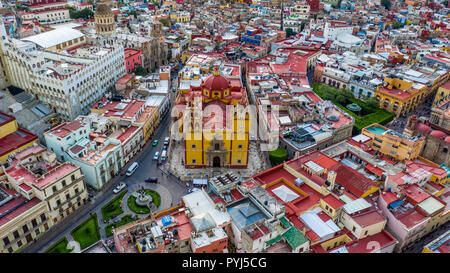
[124,48,142,74]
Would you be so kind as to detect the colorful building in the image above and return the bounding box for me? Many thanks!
[0,112,38,163]
[44,119,124,190]
[422,230,450,253]
[362,124,425,162]
[124,48,142,74]
[374,77,428,117]
[175,69,250,169]
[434,81,450,106]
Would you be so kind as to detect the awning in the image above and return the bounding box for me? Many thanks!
[193,179,208,185]
[365,163,384,177]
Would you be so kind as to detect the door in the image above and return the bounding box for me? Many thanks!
[213,157,220,168]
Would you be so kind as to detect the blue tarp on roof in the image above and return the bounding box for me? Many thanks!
[162,216,172,226]
[389,200,403,209]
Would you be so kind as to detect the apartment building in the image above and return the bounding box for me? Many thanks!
[0,24,126,121]
[2,144,88,225]
[44,119,124,190]
[0,143,88,253]
[362,124,425,162]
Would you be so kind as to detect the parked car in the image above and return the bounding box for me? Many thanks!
[125,162,139,176]
[153,151,160,160]
[145,177,158,183]
[164,137,170,146]
[152,139,159,146]
[160,150,167,161]
[113,182,126,194]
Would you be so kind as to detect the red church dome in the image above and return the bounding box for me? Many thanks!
[416,123,432,134]
[430,130,447,139]
[202,74,230,91]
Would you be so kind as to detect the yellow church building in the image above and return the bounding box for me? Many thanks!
[174,69,251,169]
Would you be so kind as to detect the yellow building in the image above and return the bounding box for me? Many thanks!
[361,124,425,162]
[422,230,450,253]
[0,112,38,163]
[375,77,428,116]
[434,81,450,106]
[175,70,250,168]
[136,106,159,143]
[170,12,190,23]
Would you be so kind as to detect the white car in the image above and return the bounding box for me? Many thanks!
[153,151,160,160]
[113,182,126,194]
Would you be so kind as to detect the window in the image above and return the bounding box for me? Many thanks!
[192,144,196,149]
[62,180,66,187]
[364,230,368,236]
[35,229,40,236]
[13,231,19,239]
[3,237,10,246]
[31,219,38,228]
[238,144,243,149]
[192,159,196,164]
[52,186,57,193]
[17,240,22,248]
[215,143,220,150]
[56,199,61,206]
[71,175,75,181]
[25,234,32,243]
[237,160,241,164]
[325,205,329,210]
[66,194,70,200]
[352,226,356,232]
[40,214,46,222]
[23,225,29,233]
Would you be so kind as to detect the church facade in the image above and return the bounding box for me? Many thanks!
[174,69,251,169]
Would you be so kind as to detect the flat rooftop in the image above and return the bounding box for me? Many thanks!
[0,128,38,157]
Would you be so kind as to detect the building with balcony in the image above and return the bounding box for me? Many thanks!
[2,144,88,225]
[44,118,123,190]
[362,124,425,162]
[0,25,126,121]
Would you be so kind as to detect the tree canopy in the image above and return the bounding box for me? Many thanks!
[69,8,94,20]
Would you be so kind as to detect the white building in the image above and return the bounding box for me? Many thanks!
[0,21,126,121]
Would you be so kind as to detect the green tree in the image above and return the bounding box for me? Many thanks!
[285,28,296,38]
[69,8,94,20]
[366,97,380,109]
[335,95,347,105]
[159,18,170,27]
[381,0,391,10]
[391,21,403,29]
[16,4,29,11]
[269,148,287,166]
[342,89,354,100]
[322,89,336,101]
[133,65,148,76]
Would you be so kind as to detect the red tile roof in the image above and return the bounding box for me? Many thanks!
[351,210,386,227]
[322,194,345,209]
[46,120,84,138]
[0,188,42,227]
[329,164,376,197]
[0,128,38,157]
